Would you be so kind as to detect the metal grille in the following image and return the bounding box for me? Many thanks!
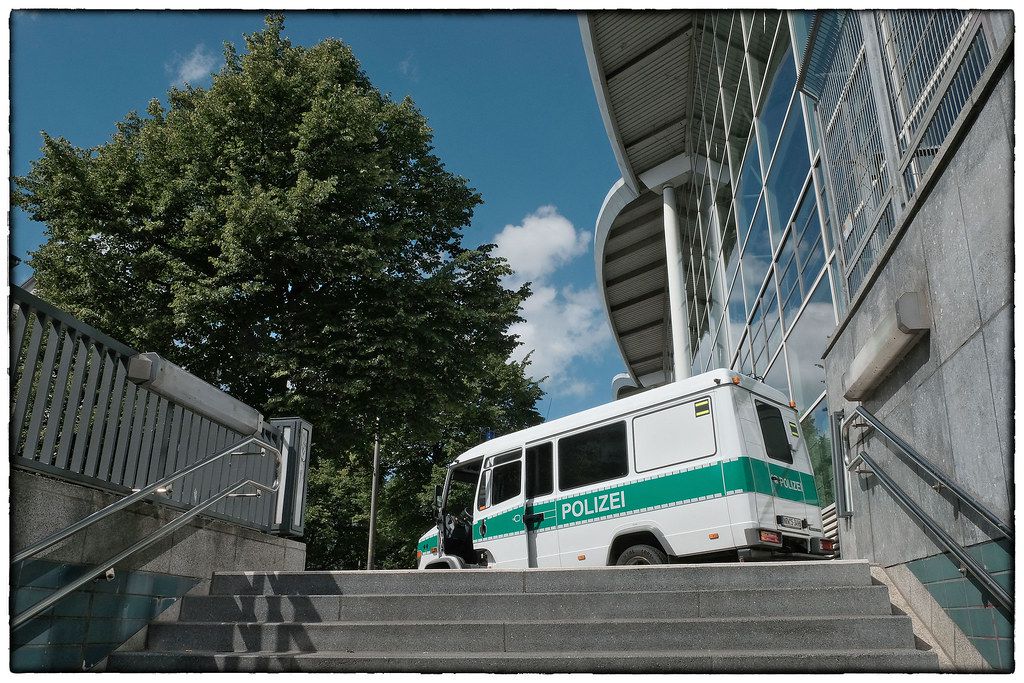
[876,11,991,195]
[814,13,893,298]
[846,199,895,295]
[10,286,287,532]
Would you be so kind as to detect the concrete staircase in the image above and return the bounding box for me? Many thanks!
[107,559,939,673]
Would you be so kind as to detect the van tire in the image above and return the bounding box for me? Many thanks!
[615,544,668,566]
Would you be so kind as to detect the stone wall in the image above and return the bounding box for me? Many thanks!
[11,467,306,671]
[822,47,1013,671]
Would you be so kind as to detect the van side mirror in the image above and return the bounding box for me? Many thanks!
[434,484,443,508]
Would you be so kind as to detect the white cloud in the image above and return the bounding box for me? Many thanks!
[168,44,217,86]
[494,207,611,397]
[493,205,590,287]
[398,52,419,81]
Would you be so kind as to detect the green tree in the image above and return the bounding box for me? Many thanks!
[15,15,544,568]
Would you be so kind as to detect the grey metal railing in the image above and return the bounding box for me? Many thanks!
[11,435,282,628]
[850,405,1012,541]
[874,11,992,196]
[848,449,1012,614]
[10,285,283,531]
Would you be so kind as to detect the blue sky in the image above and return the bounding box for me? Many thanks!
[10,10,626,419]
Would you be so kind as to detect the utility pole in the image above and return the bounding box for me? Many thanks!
[366,419,381,570]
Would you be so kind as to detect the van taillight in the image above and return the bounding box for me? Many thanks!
[820,538,835,552]
[759,529,782,544]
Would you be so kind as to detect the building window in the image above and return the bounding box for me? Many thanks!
[785,272,834,411]
[765,99,811,241]
[757,47,797,170]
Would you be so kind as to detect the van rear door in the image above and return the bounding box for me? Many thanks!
[753,399,816,532]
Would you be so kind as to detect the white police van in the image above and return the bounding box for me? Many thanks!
[416,369,835,569]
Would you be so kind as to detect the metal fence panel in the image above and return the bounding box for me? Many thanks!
[9,286,301,533]
[11,311,43,455]
[83,350,117,478]
[96,357,128,480]
[54,336,89,470]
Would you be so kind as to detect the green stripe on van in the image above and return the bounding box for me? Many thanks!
[469,456,819,543]
[418,535,439,554]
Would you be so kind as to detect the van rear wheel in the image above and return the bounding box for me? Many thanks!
[615,544,668,566]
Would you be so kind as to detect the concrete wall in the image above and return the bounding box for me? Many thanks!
[11,467,306,671]
[822,48,1013,671]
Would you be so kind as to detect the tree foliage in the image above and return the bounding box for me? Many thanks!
[15,15,544,568]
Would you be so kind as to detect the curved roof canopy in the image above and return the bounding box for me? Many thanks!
[582,11,759,388]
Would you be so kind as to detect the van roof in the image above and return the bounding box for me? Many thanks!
[452,368,789,466]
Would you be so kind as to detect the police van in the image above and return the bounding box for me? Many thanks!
[416,368,835,569]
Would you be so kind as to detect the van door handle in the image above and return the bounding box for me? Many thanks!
[523,512,544,525]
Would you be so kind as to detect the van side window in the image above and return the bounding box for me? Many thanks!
[525,443,553,497]
[756,400,793,464]
[558,421,628,491]
[490,459,522,505]
[475,469,490,510]
[477,449,523,509]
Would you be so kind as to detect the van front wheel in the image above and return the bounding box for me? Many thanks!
[615,544,668,566]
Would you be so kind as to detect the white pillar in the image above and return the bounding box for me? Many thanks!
[662,185,691,381]
[707,206,731,362]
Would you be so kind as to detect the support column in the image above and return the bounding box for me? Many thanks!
[662,185,692,381]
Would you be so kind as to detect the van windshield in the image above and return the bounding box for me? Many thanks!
[756,400,793,464]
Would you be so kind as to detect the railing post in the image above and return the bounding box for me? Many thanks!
[366,421,381,571]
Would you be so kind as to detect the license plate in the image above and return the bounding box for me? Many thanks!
[778,515,804,529]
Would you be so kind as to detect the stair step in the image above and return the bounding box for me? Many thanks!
[108,648,940,673]
[179,585,894,622]
[146,614,916,653]
[210,560,873,596]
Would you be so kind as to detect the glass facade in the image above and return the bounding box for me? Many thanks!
[597,9,1004,509]
[678,11,837,504]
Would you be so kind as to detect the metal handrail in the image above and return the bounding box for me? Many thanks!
[11,437,282,628]
[851,450,1012,614]
[12,435,278,565]
[849,405,1013,541]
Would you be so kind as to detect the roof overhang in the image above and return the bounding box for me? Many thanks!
[583,10,751,388]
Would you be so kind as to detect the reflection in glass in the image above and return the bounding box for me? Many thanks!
[721,205,741,294]
[802,399,835,507]
[726,271,747,354]
[734,134,762,232]
[765,279,782,355]
[785,272,835,412]
[777,232,800,330]
[737,333,753,375]
[765,100,810,244]
[764,347,790,397]
[756,46,796,170]
[742,199,772,294]
[750,302,766,372]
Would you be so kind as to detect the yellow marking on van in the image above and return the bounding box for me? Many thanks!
[694,399,711,417]
[789,421,799,437]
